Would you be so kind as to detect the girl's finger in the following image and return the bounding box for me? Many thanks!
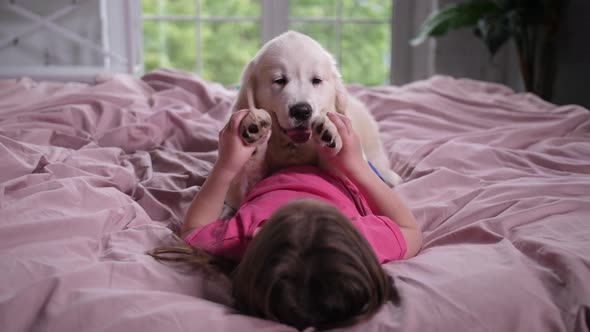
[226,109,250,133]
[327,112,350,135]
[336,112,353,132]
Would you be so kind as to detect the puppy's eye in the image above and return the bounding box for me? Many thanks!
[312,77,322,85]
[273,77,287,86]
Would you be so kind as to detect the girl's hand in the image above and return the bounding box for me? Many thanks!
[215,110,257,177]
[182,109,255,236]
[320,112,365,175]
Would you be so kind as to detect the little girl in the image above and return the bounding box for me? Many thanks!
[152,111,422,330]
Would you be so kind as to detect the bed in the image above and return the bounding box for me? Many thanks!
[1,69,589,332]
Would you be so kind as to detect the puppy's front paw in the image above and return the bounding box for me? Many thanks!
[239,108,272,146]
[380,168,404,187]
[312,116,342,155]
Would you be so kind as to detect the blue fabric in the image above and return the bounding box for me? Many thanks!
[368,161,386,182]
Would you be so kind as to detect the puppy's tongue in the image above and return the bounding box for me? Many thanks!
[285,128,311,144]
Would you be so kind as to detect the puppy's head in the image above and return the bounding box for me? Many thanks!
[233,31,348,144]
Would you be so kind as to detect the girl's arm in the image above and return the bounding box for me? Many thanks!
[345,161,422,258]
[181,166,236,238]
[181,110,256,238]
[321,112,423,258]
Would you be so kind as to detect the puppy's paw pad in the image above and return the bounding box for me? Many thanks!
[320,131,332,143]
[312,117,341,154]
[239,109,272,146]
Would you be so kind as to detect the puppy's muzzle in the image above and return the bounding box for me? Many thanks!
[284,102,313,144]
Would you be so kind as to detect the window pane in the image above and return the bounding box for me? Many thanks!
[143,21,196,73]
[142,0,196,16]
[201,22,259,85]
[289,0,337,17]
[342,0,391,19]
[341,23,390,85]
[288,22,338,60]
[200,0,259,17]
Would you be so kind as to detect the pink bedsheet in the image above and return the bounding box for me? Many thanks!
[1,69,589,331]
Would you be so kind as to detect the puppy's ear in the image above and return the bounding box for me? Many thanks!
[233,59,256,112]
[332,64,348,115]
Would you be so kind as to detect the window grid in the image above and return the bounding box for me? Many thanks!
[141,0,392,82]
[142,16,387,23]
[142,0,261,73]
[288,0,391,81]
[141,16,260,22]
[195,0,201,75]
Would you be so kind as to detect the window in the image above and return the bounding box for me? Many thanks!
[142,0,260,85]
[288,1,391,86]
[141,0,392,86]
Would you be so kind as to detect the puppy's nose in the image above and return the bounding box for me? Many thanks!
[289,103,312,121]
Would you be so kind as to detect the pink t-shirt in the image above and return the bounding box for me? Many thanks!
[184,165,407,264]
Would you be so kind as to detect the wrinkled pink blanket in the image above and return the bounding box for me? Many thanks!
[1,69,589,332]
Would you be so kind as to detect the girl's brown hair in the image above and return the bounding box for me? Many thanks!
[232,198,400,330]
[150,198,400,330]
[149,236,235,275]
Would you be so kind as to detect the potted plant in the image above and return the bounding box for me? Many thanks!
[411,0,563,101]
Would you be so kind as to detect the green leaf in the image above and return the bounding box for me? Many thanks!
[411,0,499,46]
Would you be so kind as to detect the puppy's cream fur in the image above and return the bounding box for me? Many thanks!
[226,31,401,210]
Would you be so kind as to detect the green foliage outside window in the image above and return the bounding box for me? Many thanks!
[142,0,391,86]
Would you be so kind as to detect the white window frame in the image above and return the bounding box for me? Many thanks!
[141,0,396,84]
[391,0,436,85]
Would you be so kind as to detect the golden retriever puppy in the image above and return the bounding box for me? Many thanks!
[225,31,402,211]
